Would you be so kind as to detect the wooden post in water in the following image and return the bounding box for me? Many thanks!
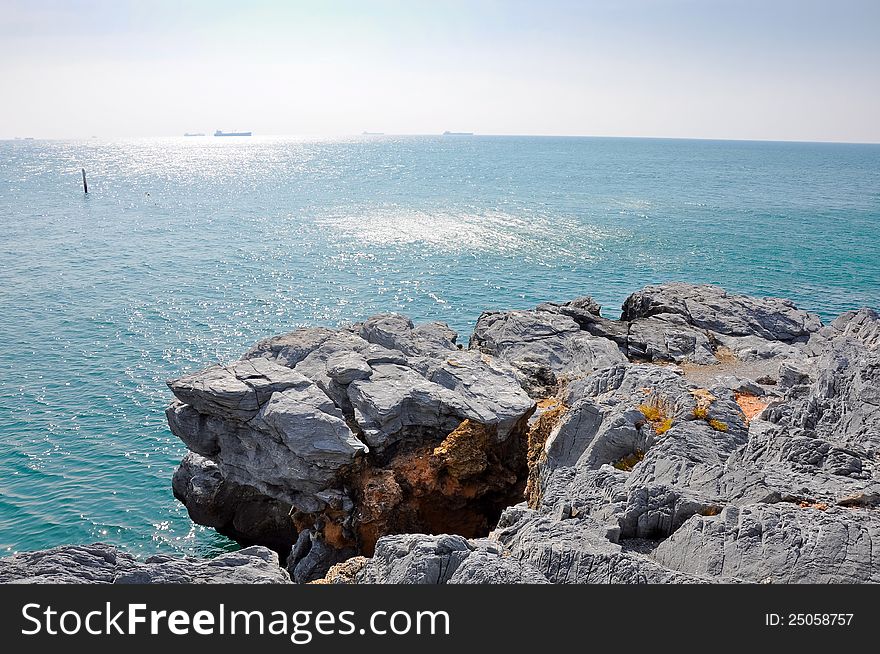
[81,168,88,193]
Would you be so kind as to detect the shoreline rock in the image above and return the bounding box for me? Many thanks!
[0,544,289,584]
[3,283,878,584]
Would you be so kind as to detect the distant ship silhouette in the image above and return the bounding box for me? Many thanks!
[443,130,473,136]
[184,132,205,137]
[214,130,252,137]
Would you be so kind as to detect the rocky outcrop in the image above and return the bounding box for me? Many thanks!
[313,284,878,584]
[652,503,880,583]
[0,543,289,584]
[171,453,296,552]
[166,284,880,584]
[168,313,535,581]
[469,298,627,396]
[470,284,822,397]
[621,283,821,343]
[328,533,551,584]
[473,291,878,584]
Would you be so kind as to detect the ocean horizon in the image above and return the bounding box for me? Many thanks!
[6,133,880,145]
[1,134,878,558]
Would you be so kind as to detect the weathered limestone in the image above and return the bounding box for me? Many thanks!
[168,314,535,581]
[0,543,290,584]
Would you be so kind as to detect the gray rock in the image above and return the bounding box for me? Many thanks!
[343,349,535,451]
[168,313,534,563]
[653,503,880,583]
[172,453,296,552]
[536,297,627,349]
[287,528,356,584]
[0,543,135,584]
[0,544,290,584]
[470,284,821,388]
[780,309,880,450]
[354,534,475,584]
[357,314,458,357]
[621,283,821,343]
[169,371,368,512]
[611,484,722,541]
[347,363,473,450]
[447,550,551,584]
[409,350,536,439]
[544,398,647,473]
[527,363,749,545]
[255,383,368,469]
[678,307,880,514]
[168,358,312,421]
[470,307,627,396]
[285,330,404,415]
[712,333,804,362]
[535,296,602,321]
[549,365,746,475]
[166,400,223,457]
[326,351,372,384]
[115,547,290,584]
[494,509,707,583]
[625,315,717,365]
[243,326,336,367]
[351,533,549,584]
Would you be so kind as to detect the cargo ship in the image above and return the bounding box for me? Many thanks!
[214,130,252,137]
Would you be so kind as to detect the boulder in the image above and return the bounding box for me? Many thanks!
[0,544,290,584]
[621,283,822,342]
[168,358,311,421]
[470,302,627,396]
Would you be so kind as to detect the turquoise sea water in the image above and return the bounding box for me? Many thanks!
[0,135,878,557]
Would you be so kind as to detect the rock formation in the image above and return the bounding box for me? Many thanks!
[322,285,877,583]
[3,283,878,584]
[167,313,535,582]
[0,544,289,584]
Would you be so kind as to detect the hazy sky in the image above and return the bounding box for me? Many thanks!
[1,0,878,141]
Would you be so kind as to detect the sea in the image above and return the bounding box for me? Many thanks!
[1,135,878,557]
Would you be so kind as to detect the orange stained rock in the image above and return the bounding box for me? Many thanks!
[432,419,492,479]
[525,403,567,507]
[735,392,769,423]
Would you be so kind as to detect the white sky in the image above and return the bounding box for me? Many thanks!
[1,0,879,142]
